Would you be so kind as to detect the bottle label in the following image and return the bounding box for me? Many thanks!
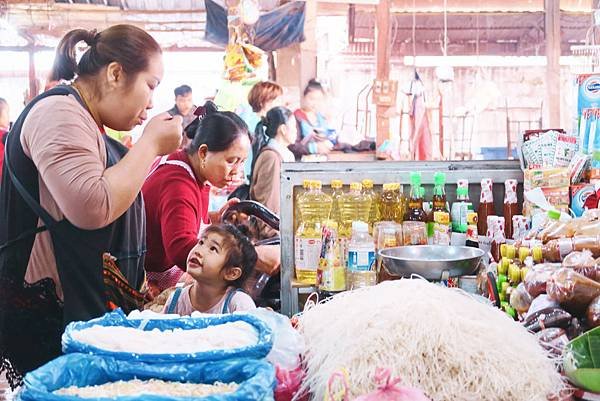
[317,265,346,292]
[434,211,450,224]
[348,248,376,272]
[295,237,322,271]
[433,223,451,245]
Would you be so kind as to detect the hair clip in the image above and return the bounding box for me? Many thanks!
[194,106,206,118]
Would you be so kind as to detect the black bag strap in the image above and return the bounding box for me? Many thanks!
[3,85,86,231]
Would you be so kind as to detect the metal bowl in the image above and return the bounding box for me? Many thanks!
[379,245,484,280]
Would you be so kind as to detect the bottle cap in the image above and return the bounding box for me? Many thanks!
[519,247,530,262]
[419,186,425,198]
[362,179,374,189]
[331,179,343,189]
[547,210,560,220]
[532,246,543,263]
[352,221,369,232]
[350,182,362,191]
[392,183,401,191]
[410,172,422,187]
[303,179,311,189]
[434,172,446,186]
[313,180,322,190]
[457,187,468,198]
[383,183,394,191]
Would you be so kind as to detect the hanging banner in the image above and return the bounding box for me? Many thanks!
[205,0,306,51]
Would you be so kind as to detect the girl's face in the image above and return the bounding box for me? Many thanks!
[199,134,250,188]
[302,89,324,113]
[186,231,241,284]
[100,53,164,131]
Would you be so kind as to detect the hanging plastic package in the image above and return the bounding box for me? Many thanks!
[18,353,276,401]
[242,309,306,401]
[62,309,273,363]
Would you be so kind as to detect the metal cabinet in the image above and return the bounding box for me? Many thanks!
[279,160,524,316]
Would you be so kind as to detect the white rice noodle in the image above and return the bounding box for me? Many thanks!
[55,379,238,398]
[298,279,564,401]
[71,321,257,354]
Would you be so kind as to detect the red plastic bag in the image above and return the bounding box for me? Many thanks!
[353,369,431,401]
[274,365,307,401]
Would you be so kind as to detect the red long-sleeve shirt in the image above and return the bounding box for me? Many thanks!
[142,150,210,273]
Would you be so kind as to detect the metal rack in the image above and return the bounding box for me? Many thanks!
[279,160,525,316]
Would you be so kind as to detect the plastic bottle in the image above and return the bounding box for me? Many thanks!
[330,179,344,227]
[361,179,380,233]
[538,210,570,243]
[338,182,371,239]
[465,212,479,248]
[295,180,333,284]
[451,179,472,233]
[316,221,345,297]
[431,172,451,245]
[347,221,377,290]
[504,179,519,240]
[477,178,495,237]
[294,179,312,230]
[531,235,600,262]
[379,183,402,223]
[404,172,427,222]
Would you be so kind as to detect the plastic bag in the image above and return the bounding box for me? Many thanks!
[562,250,600,281]
[353,369,431,401]
[510,283,533,314]
[62,309,273,364]
[587,295,600,328]
[547,268,600,316]
[243,308,304,370]
[274,365,307,401]
[535,328,569,358]
[572,210,600,236]
[18,353,276,401]
[524,263,561,298]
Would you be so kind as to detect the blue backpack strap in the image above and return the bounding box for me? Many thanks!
[221,288,245,314]
[166,286,184,314]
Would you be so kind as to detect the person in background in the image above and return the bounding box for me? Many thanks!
[0,25,182,382]
[250,107,296,239]
[142,101,246,293]
[168,84,197,148]
[290,79,336,159]
[0,98,10,183]
[236,81,283,187]
[162,224,257,315]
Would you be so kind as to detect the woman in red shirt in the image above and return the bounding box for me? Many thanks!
[142,101,252,292]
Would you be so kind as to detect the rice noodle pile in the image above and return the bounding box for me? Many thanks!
[71,321,257,354]
[298,279,564,401]
[54,379,238,398]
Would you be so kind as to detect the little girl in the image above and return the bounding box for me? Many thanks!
[162,224,257,315]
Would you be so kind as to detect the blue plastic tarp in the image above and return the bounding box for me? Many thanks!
[62,309,273,364]
[18,353,275,401]
[205,0,306,51]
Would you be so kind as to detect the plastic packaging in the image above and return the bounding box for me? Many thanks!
[509,283,533,314]
[362,179,381,232]
[532,238,576,263]
[587,295,600,328]
[451,180,472,233]
[562,250,600,281]
[401,221,427,246]
[525,295,560,321]
[317,222,345,294]
[374,222,403,250]
[524,167,570,190]
[62,309,273,363]
[19,353,276,401]
[523,263,561,298]
[572,209,600,236]
[535,328,569,358]
[330,179,344,227]
[538,210,573,243]
[275,365,306,401]
[572,235,600,257]
[547,268,600,316]
[339,182,371,239]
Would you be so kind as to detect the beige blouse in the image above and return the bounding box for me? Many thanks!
[20,93,114,299]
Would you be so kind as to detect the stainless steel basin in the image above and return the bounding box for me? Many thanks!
[379,245,484,280]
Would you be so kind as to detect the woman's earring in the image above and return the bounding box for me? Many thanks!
[201,159,207,169]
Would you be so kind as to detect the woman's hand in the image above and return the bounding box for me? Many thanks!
[255,245,280,275]
[139,112,183,156]
[209,197,240,223]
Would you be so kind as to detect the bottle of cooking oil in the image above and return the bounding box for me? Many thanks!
[294,179,312,231]
[361,179,379,233]
[295,180,333,284]
[330,179,344,228]
[338,182,371,238]
[379,183,402,223]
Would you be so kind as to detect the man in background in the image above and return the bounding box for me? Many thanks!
[0,98,10,182]
[167,85,197,149]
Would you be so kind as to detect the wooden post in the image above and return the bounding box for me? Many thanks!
[375,0,391,157]
[28,47,38,102]
[545,0,561,128]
